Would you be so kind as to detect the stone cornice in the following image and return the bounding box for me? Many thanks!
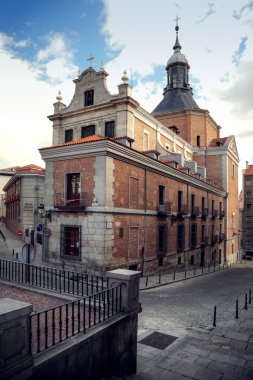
[48,96,139,122]
[40,139,226,196]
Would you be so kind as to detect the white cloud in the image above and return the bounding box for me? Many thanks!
[0,32,76,169]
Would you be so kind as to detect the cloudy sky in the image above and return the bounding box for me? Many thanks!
[0,0,252,182]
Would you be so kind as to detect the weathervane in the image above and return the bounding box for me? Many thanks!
[87,54,95,67]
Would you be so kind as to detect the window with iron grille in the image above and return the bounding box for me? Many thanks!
[158,225,167,253]
[105,121,115,138]
[81,125,95,138]
[60,225,81,259]
[84,89,94,106]
[65,129,73,143]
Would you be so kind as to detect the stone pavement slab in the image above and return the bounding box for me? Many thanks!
[135,303,253,380]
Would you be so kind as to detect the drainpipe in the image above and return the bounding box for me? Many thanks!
[142,167,147,276]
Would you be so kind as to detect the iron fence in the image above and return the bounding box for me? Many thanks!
[0,258,108,296]
[29,284,122,354]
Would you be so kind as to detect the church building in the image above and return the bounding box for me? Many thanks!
[39,24,239,274]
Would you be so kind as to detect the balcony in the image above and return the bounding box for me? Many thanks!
[201,208,209,220]
[54,192,86,211]
[201,236,209,247]
[211,210,218,219]
[211,235,218,246]
[219,233,225,242]
[219,210,225,219]
[177,204,188,218]
[191,206,200,220]
[157,202,171,216]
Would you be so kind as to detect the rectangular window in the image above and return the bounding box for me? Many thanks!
[246,204,252,210]
[191,223,197,248]
[202,197,205,214]
[129,177,139,209]
[232,163,235,178]
[143,131,149,151]
[246,191,252,198]
[191,194,195,214]
[61,226,81,258]
[212,200,214,214]
[177,224,185,251]
[65,129,73,143]
[158,225,167,253]
[81,125,95,138]
[201,225,205,243]
[105,121,115,138]
[159,185,165,205]
[66,173,80,205]
[246,179,252,186]
[84,89,94,106]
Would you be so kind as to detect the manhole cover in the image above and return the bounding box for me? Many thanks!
[139,331,177,350]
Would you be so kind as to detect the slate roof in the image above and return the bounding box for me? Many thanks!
[152,88,200,115]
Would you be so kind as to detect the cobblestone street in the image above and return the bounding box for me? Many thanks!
[139,263,253,332]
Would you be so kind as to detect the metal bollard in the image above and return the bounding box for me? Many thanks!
[12,249,14,256]
[245,294,248,310]
[236,300,239,319]
[145,276,149,287]
[249,289,252,304]
[173,270,175,281]
[159,273,161,284]
[213,306,217,327]
[16,252,18,260]
[185,268,187,278]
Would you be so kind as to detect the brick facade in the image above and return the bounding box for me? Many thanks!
[40,46,239,274]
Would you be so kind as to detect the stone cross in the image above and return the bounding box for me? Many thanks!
[87,55,95,67]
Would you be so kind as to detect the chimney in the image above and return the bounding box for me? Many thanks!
[246,161,249,169]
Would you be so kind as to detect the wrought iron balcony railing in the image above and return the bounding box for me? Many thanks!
[201,208,209,220]
[212,210,218,219]
[157,202,171,216]
[201,236,209,246]
[219,210,225,219]
[54,192,86,210]
[191,206,200,219]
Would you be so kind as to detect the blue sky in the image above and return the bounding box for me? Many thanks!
[0,0,252,182]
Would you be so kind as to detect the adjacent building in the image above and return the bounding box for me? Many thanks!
[0,167,17,221]
[39,24,239,274]
[3,165,45,245]
[242,162,253,257]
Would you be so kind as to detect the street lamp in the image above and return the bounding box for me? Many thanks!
[37,203,52,263]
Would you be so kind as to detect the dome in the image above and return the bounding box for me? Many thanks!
[167,50,189,66]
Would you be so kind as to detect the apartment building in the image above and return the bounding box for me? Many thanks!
[3,165,45,245]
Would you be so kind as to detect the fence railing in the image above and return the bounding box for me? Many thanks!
[29,284,122,355]
[142,262,234,289]
[0,258,108,296]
